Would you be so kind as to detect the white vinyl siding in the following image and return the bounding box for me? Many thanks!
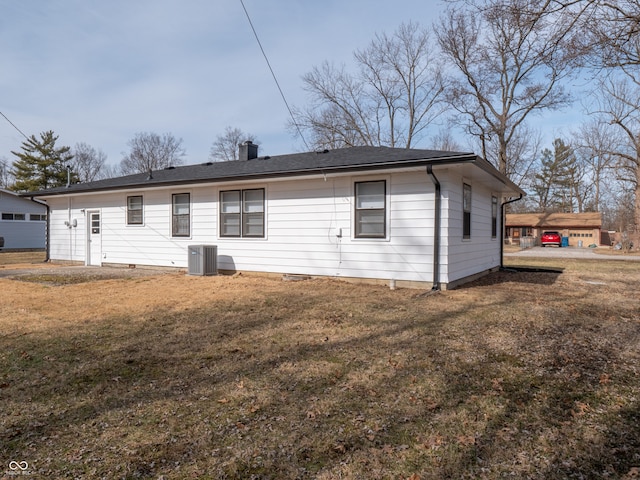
[42,165,508,287]
[443,176,501,285]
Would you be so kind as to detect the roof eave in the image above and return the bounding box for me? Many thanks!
[25,154,483,197]
[425,155,526,196]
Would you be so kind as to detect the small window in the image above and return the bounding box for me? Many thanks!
[463,183,471,239]
[172,193,190,237]
[355,180,386,238]
[29,214,47,221]
[91,212,100,234]
[1,213,25,221]
[220,189,265,238]
[127,196,143,225]
[491,195,498,238]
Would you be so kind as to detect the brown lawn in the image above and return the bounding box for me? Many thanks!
[0,252,639,479]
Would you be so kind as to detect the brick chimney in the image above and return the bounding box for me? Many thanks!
[238,140,258,161]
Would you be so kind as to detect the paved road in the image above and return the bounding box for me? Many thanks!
[505,246,640,261]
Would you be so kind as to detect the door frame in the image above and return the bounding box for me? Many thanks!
[86,209,102,266]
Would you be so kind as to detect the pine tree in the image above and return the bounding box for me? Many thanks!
[533,138,577,212]
[10,131,75,192]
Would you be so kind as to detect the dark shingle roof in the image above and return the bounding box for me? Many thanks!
[25,146,523,196]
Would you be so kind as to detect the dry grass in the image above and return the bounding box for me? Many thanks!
[0,254,639,479]
[0,251,46,265]
[595,249,640,257]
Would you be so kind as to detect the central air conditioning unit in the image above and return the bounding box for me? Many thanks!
[188,245,218,276]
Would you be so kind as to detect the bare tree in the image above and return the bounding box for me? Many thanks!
[429,127,465,152]
[590,76,640,229]
[210,127,259,161]
[573,119,618,213]
[482,123,542,187]
[101,163,121,179]
[120,132,186,175]
[293,22,447,150]
[71,142,108,182]
[436,0,575,178]
[576,0,640,75]
[0,157,13,188]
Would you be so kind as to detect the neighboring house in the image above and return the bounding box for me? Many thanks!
[506,212,602,246]
[0,188,47,250]
[25,144,524,289]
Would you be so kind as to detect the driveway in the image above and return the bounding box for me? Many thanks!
[505,246,640,261]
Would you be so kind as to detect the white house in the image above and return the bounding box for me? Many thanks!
[0,188,47,250]
[26,145,524,289]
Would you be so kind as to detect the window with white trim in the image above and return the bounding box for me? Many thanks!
[355,180,386,238]
[172,193,190,237]
[29,214,47,221]
[127,195,143,225]
[220,188,265,238]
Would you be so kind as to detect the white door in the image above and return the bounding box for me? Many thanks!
[87,211,102,266]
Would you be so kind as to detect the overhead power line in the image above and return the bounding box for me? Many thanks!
[238,0,310,151]
[0,110,29,141]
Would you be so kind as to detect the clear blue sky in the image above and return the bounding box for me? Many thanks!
[0,0,582,169]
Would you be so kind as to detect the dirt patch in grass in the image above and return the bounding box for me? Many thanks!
[1,259,639,479]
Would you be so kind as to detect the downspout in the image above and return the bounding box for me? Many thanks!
[427,165,441,291]
[44,202,50,262]
[29,197,50,263]
[500,194,524,269]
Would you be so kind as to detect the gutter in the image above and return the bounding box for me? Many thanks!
[427,165,441,291]
[500,194,524,269]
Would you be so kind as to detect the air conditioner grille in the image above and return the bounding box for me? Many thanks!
[188,245,218,276]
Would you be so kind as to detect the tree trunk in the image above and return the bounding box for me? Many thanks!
[635,166,640,231]
[499,139,508,176]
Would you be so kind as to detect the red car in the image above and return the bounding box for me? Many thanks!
[541,231,562,247]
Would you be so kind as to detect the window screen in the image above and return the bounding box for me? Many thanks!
[355,180,386,238]
[172,193,190,237]
[220,189,265,238]
[127,196,143,225]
